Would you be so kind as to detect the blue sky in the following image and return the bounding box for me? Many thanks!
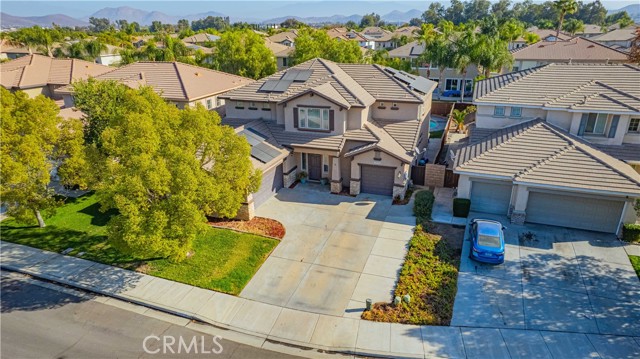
[2,1,637,18]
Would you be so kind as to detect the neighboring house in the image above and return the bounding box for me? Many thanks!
[219,58,436,213]
[267,30,298,47]
[509,28,573,50]
[592,25,639,50]
[510,37,629,71]
[264,38,294,71]
[57,61,254,111]
[359,27,396,50]
[387,40,479,96]
[0,41,32,60]
[0,54,112,99]
[454,63,640,233]
[132,35,156,48]
[575,24,605,38]
[95,44,123,66]
[392,26,421,38]
[182,33,220,45]
[327,27,373,48]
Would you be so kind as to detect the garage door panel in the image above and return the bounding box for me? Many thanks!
[361,165,394,196]
[526,192,623,233]
[254,164,283,208]
[470,181,512,215]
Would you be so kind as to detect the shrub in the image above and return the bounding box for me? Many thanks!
[413,190,435,223]
[452,198,470,217]
[622,224,640,243]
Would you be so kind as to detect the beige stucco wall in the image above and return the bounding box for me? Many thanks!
[225,100,275,120]
[475,105,546,128]
[19,86,49,99]
[546,110,573,131]
[347,107,368,130]
[351,150,407,188]
[370,101,422,121]
[418,65,480,93]
[283,93,347,135]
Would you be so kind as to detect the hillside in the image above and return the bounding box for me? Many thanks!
[1,12,89,28]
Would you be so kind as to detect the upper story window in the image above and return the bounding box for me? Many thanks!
[298,108,330,130]
[629,118,640,133]
[579,113,620,138]
[206,99,213,110]
[262,102,270,110]
[585,113,608,135]
[510,107,522,118]
[216,98,223,107]
[494,106,505,117]
[235,101,244,109]
[445,79,459,91]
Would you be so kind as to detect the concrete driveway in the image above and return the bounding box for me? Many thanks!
[452,212,640,337]
[240,184,415,317]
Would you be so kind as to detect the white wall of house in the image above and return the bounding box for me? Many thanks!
[347,107,368,130]
[97,54,122,66]
[225,100,275,120]
[370,101,422,121]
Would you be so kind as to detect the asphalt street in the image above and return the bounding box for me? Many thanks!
[0,271,307,359]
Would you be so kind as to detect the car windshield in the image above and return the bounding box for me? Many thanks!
[477,234,501,248]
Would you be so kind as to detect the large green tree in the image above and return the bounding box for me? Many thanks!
[71,80,260,261]
[0,88,83,227]
[553,0,579,40]
[418,22,455,88]
[292,28,363,65]
[213,29,276,79]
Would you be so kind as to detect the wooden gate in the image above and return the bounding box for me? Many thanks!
[444,169,460,188]
[411,165,426,186]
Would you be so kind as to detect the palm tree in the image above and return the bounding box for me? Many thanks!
[451,109,467,133]
[418,21,455,93]
[523,32,541,45]
[452,27,475,102]
[553,0,579,41]
[474,36,514,78]
[563,18,585,36]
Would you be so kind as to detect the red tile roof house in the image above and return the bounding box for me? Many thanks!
[453,63,640,234]
[219,58,437,215]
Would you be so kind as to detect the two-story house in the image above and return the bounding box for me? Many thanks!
[452,63,640,234]
[359,27,396,50]
[57,61,254,112]
[219,58,436,215]
[510,37,629,72]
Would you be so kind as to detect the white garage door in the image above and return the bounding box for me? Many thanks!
[526,191,624,233]
[470,181,512,215]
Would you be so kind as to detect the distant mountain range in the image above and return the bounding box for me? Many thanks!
[1,3,638,29]
[0,12,89,28]
[608,4,640,22]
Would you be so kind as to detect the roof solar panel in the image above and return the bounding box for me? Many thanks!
[254,142,281,158]
[272,80,293,92]
[245,128,267,140]
[259,80,279,92]
[281,69,313,82]
[410,76,433,94]
[240,129,267,146]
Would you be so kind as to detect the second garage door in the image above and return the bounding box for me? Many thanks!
[526,191,624,233]
[470,181,513,215]
[361,165,395,196]
[253,164,283,208]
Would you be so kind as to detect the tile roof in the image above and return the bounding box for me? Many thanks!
[359,27,394,42]
[182,33,220,44]
[592,26,638,42]
[387,40,425,58]
[474,63,640,114]
[345,119,414,162]
[220,58,429,106]
[473,67,542,99]
[455,120,640,195]
[326,28,367,42]
[57,61,254,102]
[264,38,293,57]
[267,30,298,44]
[0,54,112,90]
[511,37,629,62]
[373,119,421,151]
[517,28,573,42]
[594,143,640,163]
[576,24,605,35]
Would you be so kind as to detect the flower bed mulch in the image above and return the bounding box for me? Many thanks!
[209,216,286,239]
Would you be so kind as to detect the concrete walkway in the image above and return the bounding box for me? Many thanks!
[3,240,640,359]
[431,187,467,226]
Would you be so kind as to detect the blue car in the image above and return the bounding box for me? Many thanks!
[469,219,505,264]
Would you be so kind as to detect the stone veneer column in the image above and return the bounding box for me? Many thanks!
[236,194,255,221]
[283,168,297,188]
[331,157,341,194]
[510,210,525,225]
[350,179,360,195]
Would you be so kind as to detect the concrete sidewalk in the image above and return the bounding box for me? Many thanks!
[2,241,639,359]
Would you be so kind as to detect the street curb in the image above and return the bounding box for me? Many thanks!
[0,263,401,359]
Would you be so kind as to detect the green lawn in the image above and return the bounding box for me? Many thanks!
[1,194,278,295]
[630,255,640,279]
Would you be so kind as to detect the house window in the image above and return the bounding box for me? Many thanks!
[585,113,608,135]
[374,150,382,161]
[494,106,505,117]
[298,108,330,130]
[249,102,257,110]
[216,98,223,107]
[206,99,213,109]
[629,118,640,132]
[236,101,244,109]
[301,153,307,170]
[463,79,473,92]
[323,155,329,172]
[510,107,522,118]
[445,79,459,91]
[282,57,288,67]
[262,102,270,111]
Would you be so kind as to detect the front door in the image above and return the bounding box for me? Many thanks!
[308,154,322,180]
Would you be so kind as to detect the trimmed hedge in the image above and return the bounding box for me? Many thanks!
[453,198,471,218]
[622,224,640,243]
[414,190,435,223]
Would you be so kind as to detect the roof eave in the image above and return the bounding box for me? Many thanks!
[513,180,640,198]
